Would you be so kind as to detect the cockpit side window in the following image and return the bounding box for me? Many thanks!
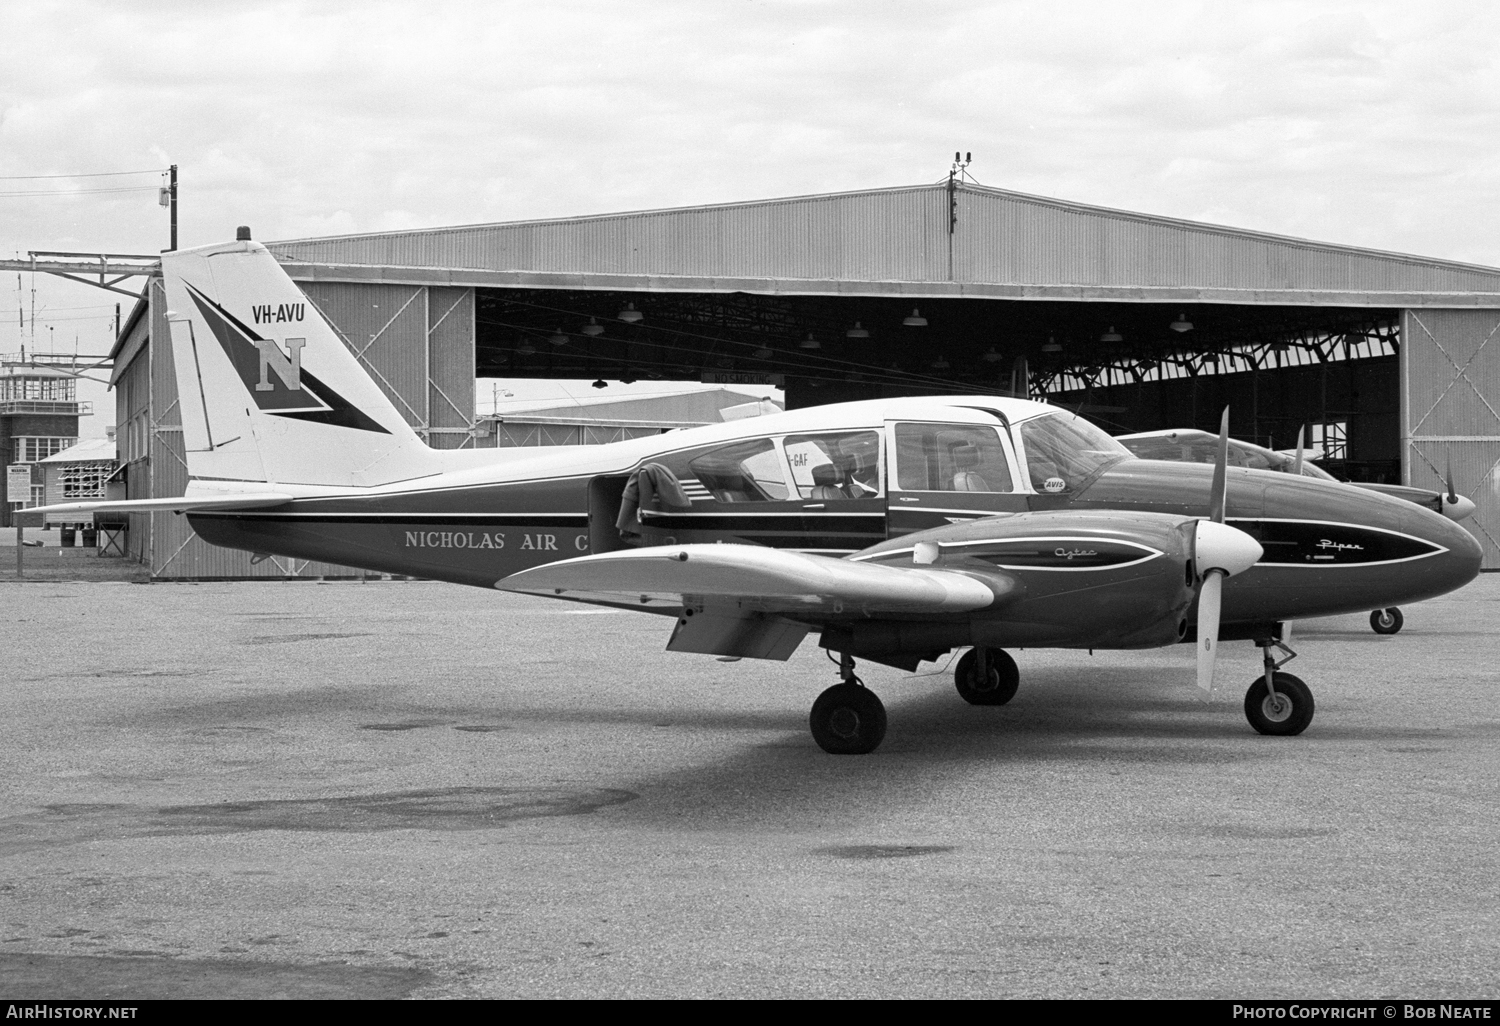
[688,438,790,502]
[893,424,1013,493]
[783,431,882,499]
[1018,413,1130,493]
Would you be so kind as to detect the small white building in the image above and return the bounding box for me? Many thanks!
[38,438,118,534]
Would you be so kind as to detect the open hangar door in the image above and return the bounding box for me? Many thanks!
[475,286,1402,480]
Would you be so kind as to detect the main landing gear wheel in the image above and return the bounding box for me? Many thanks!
[809,683,887,755]
[954,647,1019,706]
[1370,608,1404,634]
[1244,672,1315,736]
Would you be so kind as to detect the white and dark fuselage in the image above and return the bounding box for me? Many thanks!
[186,393,1482,645]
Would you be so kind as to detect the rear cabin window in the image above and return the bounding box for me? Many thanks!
[893,424,1013,493]
[783,430,882,499]
[688,438,790,502]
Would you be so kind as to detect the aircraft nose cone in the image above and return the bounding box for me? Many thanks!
[1195,520,1263,578]
[1424,507,1484,593]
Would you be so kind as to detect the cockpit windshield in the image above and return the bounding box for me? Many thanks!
[1018,412,1131,493]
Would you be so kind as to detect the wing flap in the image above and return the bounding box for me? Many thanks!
[667,605,810,661]
[496,543,1001,614]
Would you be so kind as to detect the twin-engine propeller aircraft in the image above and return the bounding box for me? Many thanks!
[33,236,1484,754]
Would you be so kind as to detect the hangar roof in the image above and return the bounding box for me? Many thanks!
[268,181,1500,308]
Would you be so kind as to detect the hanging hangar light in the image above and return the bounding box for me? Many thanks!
[1170,312,1194,333]
[982,346,1003,364]
[1041,336,1062,353]
[617,302,643,323]
[846,321,870,338]
[902,308,928,327]
[548,329,569,347]
[582,317,604,336]
[1100,326,1123,343]
[799,333,821,350]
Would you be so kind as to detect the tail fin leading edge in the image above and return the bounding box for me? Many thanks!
[161,241,441,488]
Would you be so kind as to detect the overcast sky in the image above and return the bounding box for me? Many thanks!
[4,0,1498,434]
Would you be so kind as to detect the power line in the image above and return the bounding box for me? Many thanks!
[0,168,167,180]
[0,186,160,197]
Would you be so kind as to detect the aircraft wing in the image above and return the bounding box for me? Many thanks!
[496,543,1011,662]
[23,493,295,518]
[496,543,1003,613]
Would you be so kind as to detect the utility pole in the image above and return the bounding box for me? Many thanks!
[168,164,178,251]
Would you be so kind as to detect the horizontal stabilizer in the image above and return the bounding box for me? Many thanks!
[496,543,1000,614]
[24,492,294,518]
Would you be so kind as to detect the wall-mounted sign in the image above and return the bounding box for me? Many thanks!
[700,372,785,387]
[6,464,31,506]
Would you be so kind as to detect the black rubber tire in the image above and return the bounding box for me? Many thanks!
[1370,608,1404,635]
[954,647,1020,706]
[809,683,887,755]
[1244,672,1315,736]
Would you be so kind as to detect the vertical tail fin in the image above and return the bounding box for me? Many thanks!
[162,240,442,487]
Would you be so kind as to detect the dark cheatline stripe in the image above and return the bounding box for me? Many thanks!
[188,513,589,528]
[639,513,884,533]
[734,535,880,550]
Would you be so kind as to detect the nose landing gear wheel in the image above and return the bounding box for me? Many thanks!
[1370,607,1403,634]
[1244,672,1314,736]
[954,647,1020,705]
[810,683,887,754]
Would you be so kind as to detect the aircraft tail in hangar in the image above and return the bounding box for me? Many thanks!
[160,234,443,488]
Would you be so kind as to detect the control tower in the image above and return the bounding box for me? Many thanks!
[1,362,90,528]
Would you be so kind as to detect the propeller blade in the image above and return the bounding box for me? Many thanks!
[1207,407,1230,523]
[1292,424,1305,476]
[1196,570,1224,693]
[1191,519,1262,695]
[1446,456,1459,505]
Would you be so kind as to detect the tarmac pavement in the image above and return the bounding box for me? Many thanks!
[1,575,1497,999]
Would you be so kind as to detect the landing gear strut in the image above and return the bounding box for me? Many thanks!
[809,652,887,755]
[1370,608,1404,634]
[954,647,1019,705]
[1245,637,1315,736]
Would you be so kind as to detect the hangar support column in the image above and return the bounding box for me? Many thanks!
[1401,308,1500,568]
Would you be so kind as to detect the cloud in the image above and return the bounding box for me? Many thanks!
[3,0,1498,400]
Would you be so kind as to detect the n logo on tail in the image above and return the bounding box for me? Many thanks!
[185,283,389,434]
[256,337,305,392]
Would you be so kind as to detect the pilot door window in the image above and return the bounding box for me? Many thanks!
[783,431,882,500]
[893,424,1013,493]
[688,439,791,502]
[1018,413,1130,493]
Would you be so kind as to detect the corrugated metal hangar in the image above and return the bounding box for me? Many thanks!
[108,180,1500,577]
